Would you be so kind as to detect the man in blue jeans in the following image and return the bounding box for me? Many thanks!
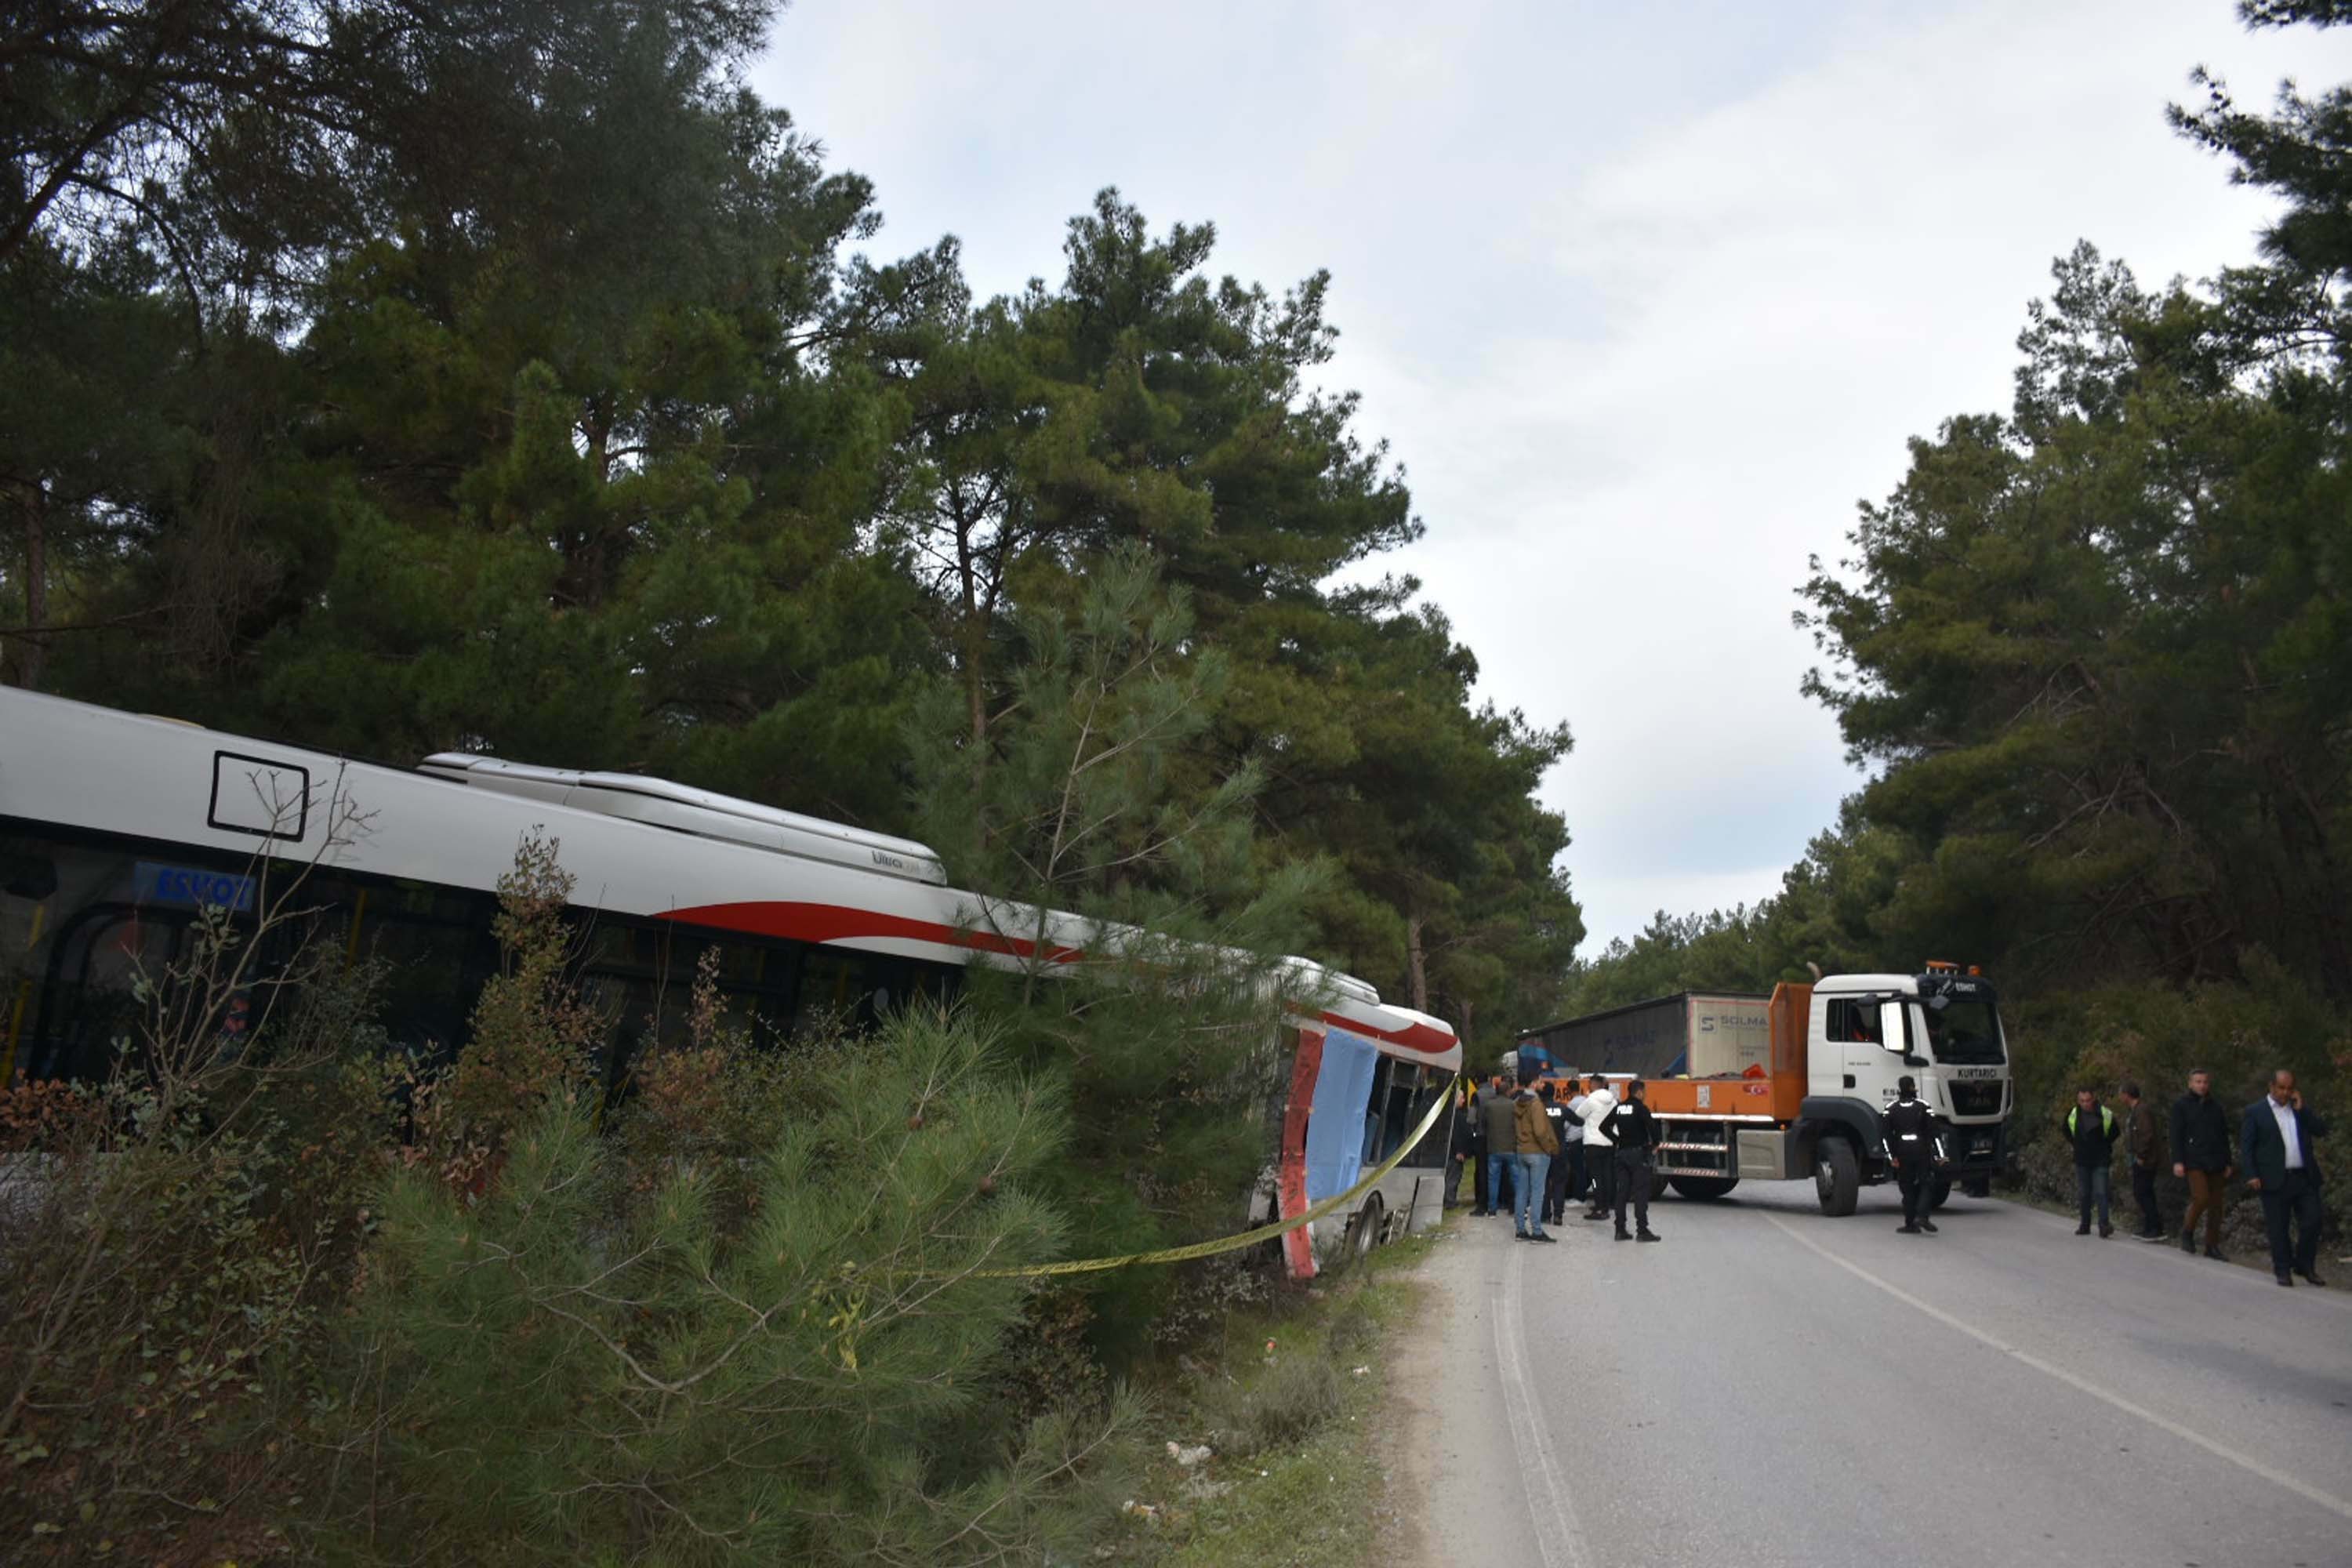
[1511,1069,1559,1243]
[1479,1074,1520,1218]
[2064,1087,2122,1236]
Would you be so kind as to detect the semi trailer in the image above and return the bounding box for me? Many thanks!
[1515,965,2013,1214]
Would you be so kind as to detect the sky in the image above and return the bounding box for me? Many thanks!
[752,0,2352,956]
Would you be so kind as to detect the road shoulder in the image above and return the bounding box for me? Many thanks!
[1368,1235,1453,1568]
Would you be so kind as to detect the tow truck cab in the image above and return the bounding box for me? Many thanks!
[1798,965,2013,1211]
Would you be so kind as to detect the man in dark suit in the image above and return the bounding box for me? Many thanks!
[2241,1069,2328,1287]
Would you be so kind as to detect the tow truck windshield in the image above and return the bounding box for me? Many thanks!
[1922,996,2005,1065]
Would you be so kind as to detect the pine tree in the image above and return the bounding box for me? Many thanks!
[333,1006,1132,1566]
[906,543,1319,1356]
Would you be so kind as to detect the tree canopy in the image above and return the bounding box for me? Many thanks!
[1559,0,2350,1142]
[1,0,1576,1052]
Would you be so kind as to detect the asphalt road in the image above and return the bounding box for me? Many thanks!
[1396,1180,2352,1568]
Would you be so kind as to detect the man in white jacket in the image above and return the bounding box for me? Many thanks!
[1579,1074,1618,1221]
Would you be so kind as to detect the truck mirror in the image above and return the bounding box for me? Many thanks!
[1878,1001,1910,1055]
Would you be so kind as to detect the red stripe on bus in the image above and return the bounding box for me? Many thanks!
[1315,1011,1457,1057]
[658,901,1082,964]
[1279,1031,1326,1281]
[660,904,1455,1055]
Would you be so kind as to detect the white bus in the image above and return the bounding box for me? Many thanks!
[0,688,1458,1275]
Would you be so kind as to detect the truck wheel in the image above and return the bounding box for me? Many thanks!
[1961,1176,1991,1200]
[1649,1167,1673,1203]
[1929,1172,1954,1210]
[1815,1138,1859,1217]
[1668,1176,1740,1200]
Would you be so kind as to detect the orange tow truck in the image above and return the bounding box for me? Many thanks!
[1514,965,2014,1214]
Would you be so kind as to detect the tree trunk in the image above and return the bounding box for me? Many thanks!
[1405,912,1428,1014]
[955,499,988,750]
[558,401,612,609]
[964,645,986,750]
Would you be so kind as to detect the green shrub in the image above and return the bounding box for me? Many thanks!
[303,1007,1140,1566]
[1230,1356,1343,1457]
[0,909,393,1564]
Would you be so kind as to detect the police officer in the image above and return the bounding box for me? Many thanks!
[1604,1080,1662,1243]
[1882,1076,1947,1235]
[1539,1082,1573,1226]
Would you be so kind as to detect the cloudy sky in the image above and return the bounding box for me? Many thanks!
[753,1,2352,953]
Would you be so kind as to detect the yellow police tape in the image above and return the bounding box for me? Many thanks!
[974,1073,1464,1278]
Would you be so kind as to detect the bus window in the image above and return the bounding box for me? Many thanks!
[354,897,495,1067]
[898,958,962,1016]
[1360,1054,1393,1167]
[581,973,657,1094]
[792,946,889,1037]
[2,844,60,902]
[1360,1058,1439,1167]
[5,833,139,1081]
[705,935,774,993]
[34,904,189,1081]
[1398,1065,1450,1169]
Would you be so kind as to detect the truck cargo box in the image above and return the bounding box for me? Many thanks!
[1517,991,1772,1080]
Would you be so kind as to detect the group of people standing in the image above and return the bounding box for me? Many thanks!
[1450,1070,1664,1244]
[2063,1068,2328,1289]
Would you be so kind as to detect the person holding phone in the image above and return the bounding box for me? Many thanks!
[2241,1070,2328,1287]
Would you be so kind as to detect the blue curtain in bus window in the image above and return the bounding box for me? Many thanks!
[1305,1028,1381,1205]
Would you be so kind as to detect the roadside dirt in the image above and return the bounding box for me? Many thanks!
[1366,1240,1454,1568]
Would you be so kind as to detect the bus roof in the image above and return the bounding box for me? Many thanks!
[419,753,949,885]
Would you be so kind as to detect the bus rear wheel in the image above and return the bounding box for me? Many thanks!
[1347,1195,1385,1258]
[1668,1175,1740,1200]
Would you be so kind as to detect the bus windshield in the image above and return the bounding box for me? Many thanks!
[1922,998,2005,1065]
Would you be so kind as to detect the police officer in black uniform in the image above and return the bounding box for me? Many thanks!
[1882,1076,1947,1235]
[1605,1080,1663,1243]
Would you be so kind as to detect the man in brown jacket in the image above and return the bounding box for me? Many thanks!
[1511,1069,1560,1243]
[2120,1081,2166,1241]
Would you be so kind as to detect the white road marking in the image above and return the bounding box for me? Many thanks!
[1490,1242,1592,1568]
[1762,1212,2352,1524]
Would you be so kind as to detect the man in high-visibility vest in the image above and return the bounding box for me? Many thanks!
[2064,1087,2123,1237]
